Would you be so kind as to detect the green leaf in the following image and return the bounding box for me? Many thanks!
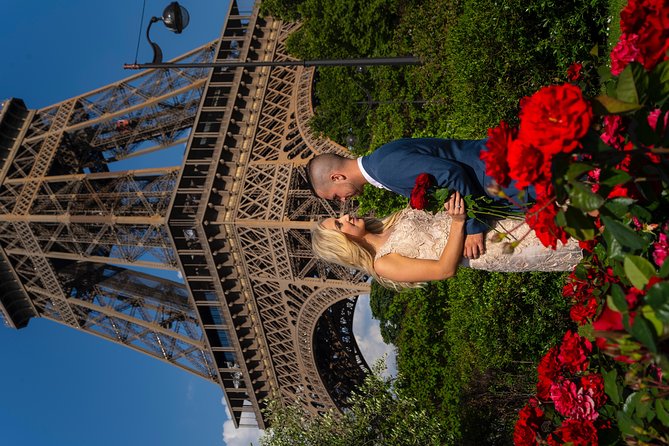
[624,255,656,289]
[646,281,669,323]
[565,163,593,182]
[616,64,640,104]
[599,170,632,187]
[630,314,658,353]
[592,95,642,114]
[608,283,628,312]
[569,182,605,211]
[649,60,669,106]
[601,216,646,250]
[559,206,596,240]
[604,198,635,218]
[656,399,669,427]
[603,227,625,260]
[642,305,665,337]
[617,411,635,436]
[604,369,620,405]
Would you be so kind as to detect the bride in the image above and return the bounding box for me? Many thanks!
[311,192,582,290]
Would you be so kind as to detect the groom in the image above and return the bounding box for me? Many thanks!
[307,137,534,259]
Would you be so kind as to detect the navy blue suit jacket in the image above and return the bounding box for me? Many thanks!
[360,138,533,234]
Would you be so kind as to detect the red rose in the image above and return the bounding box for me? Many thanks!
[653,233,669,267]
[526,199,569,249]
[548,419,598,446]
[550,380,599,421]
[567,62,583,81]
[620,0,669,71]
[610,33,640,75]
[581,373,607,407]
[558,331,592,373]
[600,115,627,150]
[513,403,544,446]
[570,297,599,325]
[517,83,593,156]
[409,173,435,210]
[482,120,516,187]
[648,108,669,133]
[537,346,561,400]
[507,139,547,190]
[593,305,624,331]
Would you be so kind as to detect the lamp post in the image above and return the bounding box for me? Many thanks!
[124,2,421,70]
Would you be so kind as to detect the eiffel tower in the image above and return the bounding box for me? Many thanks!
[0,0,372,429]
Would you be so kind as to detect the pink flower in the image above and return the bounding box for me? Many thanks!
[648,108,669,133]
[600,115,627,150]
[611,33,640,75]
[550,380,599,421]
[653,233,669,267]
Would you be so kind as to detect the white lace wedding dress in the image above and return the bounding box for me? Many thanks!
[375,208,582,272]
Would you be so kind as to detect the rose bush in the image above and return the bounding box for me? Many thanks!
[480,0,669,443]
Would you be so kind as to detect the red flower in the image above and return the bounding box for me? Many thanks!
[558,331,592,374]
[653,233,669,267]
[600,115,627,150]
[581,373,607,407]
[548,419,598,446]
[409,173,434,210]
[578,238,599,253]
[526,199,569,249]
[507,139,547,190]
[593,305,625,331]
[537,346,561,400]
[610,33,640,75]
[620,0,669,71]
[517,83,593,156]
[648,108,669,133]
[567,62,583,81]
[513,403,544,446]
[550,380,598,421]
[482,121,516,187]
[570,296,599,325]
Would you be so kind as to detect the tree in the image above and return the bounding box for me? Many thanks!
[259,363,452,446]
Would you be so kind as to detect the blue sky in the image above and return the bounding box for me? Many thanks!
[0,2,395,445]
[0,2,252,446]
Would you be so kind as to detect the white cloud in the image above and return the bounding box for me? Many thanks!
[186,381,194,401]
[353,293,398,377]
[221,397,263,446]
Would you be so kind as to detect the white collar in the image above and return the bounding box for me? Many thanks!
[357,157,389,190]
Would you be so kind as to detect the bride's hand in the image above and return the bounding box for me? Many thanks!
[443,191,466,221]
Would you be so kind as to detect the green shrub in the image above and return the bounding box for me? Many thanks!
[370,269,572,443]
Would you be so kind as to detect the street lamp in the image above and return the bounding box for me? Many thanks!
[146,2,190,64]
[125,2,421,70]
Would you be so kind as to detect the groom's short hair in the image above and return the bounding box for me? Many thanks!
[306,153,347,196]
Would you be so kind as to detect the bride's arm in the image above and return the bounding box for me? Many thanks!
[374,193,466,282]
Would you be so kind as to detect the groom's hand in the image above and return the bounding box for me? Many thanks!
[464,233,485,259]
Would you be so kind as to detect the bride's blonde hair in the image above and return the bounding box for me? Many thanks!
[311,211,422,290]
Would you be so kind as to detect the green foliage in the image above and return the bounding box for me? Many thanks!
[369,281,402,343]
[372,269,572,443]
[354,184,407,218]
[260,363,453,445]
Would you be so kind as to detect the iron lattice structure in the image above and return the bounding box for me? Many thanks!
[0,1,373,428]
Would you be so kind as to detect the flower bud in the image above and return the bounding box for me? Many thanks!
[490,232,507,243]
[501,242,515,254]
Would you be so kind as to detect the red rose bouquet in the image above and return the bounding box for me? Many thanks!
[409,172,524,222]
